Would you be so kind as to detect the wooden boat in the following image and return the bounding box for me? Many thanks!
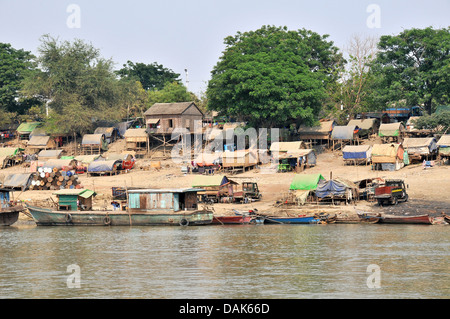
[442,213,450,224]
[0,188,24,226]
[264,215,322,224]
[335,213,381,224]
[211,215,253,225]
[379,214,432,225]
[27,188,213,226]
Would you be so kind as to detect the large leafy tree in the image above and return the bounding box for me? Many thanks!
[371,27,450,115]
[21,35,127,135]
[0,43,39,120]
[206,25,343,128]
[116,61,181,91]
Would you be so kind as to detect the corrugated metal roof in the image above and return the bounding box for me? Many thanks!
[2,173,33,188]
[144,102,201,116]
[192,175,229,187]
[53,189,96,198]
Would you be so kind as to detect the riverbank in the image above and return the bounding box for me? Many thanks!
[3,148,449,222]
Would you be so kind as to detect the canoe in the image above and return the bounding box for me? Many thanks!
[26,205,213,226]
[211,215,253,225]
[335,213,381,224]
[264,215,322,224]
[380,214,432,225]
[0,205,24,226]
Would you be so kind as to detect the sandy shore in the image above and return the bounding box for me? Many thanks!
[4,147,449,223]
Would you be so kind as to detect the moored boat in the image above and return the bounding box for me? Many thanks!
[0,188,24,226]
[335,213,381,224]
[211,215,253,225]
[264,215,322,224]
[27,188,213,226]
[380,214,432,225]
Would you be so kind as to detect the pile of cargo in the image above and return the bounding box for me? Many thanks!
[29,166,81,191]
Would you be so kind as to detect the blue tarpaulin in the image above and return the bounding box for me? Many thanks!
[315,179,348,198]
[87,160,121,172]
[342,145,372,160]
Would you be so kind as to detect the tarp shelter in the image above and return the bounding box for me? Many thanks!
[27,135,56,150]
[371,143,406,171]
[437,135,450,159]
[16,122,42,140]
[87,160,122,173]
[332,125,359,140]
[298,120,336,142]
[342,145,372,165]
[315,178,358,202]
[94,127,120,143]
[0,147,24,169]
[42,159,77,170]
[378,123,405,137]
[347,119,378,137]
[38,149,63,161]
[402,137,437,158]
[105,153,136,170]
[1,173,34,190]
[289,173,325,190]
[81,134,108,153]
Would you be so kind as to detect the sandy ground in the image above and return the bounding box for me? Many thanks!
[3,143,449,222]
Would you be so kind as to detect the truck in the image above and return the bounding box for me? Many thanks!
[233,182,262,203]
[374,179,408,206]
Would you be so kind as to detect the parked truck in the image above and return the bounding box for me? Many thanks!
[233,182,262,203]
[374,179,408,206]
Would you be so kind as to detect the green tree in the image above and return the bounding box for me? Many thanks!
[206,25,343,128]
[148,81,192,105]
[0,43,39,116]
[21,35,125,135]
[116,61,181,91]
[371,27,450,115]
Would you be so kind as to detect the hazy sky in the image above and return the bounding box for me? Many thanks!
[1,0,448,95]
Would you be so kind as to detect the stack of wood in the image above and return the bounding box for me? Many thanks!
[29,167,82,191]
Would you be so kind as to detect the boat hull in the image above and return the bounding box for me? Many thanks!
[380,214,432,225]
[264,216,321,224]
[211,215,253,225]
[27,205,213,226]
[0,206,23,226]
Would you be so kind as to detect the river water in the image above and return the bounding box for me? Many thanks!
[0,223,449,299]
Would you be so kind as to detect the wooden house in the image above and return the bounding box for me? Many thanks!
[144,102,204,134]
[16,122,42,140]
[191,175,238,202]
[221,150,258,173]
[53,189,96,211]
[123,128,149,157]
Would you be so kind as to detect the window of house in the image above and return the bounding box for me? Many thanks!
[168,119,173,128]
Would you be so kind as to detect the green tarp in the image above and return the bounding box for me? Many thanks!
[289,174,325,190]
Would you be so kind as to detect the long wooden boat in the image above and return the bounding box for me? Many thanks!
[211,215,253,225]
[335,213,381,224]
[27,188,213,226]
[264,215,322,224]
[0,205,24,226]
[379,214,432,225]
[442,213,450,224]
[27,205,212,226]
